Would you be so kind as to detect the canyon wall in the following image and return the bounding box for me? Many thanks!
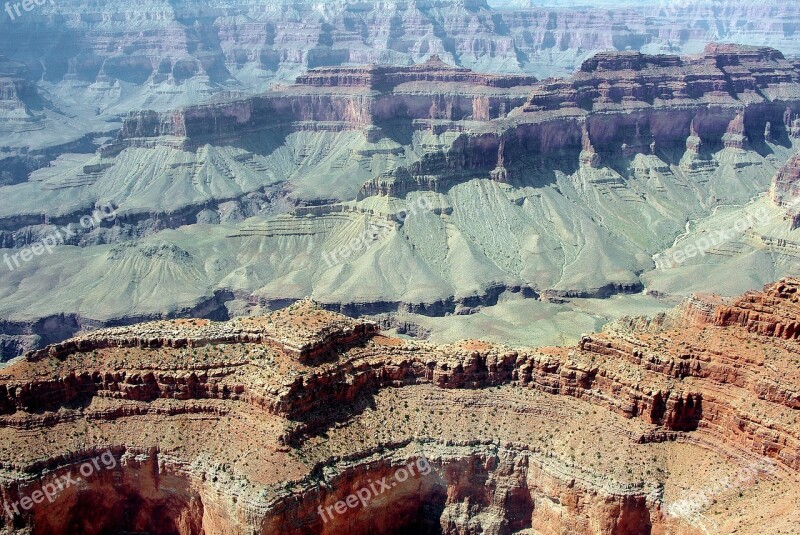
[2,45,799,360]
[1,0,798,90]
[0,281,798,533]
[2,0,799,190]
[117,44,800,169]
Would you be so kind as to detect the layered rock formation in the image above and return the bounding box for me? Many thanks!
[1,44,799,360]
[294,55,537,89]
[772,151,800,228]
[2,0,798,93]
[0,0,798,173]
[113,55,536,147]
[0,280,798,534]
[0,58,37,123]
[348,43,800,196]
[114,43,800,196]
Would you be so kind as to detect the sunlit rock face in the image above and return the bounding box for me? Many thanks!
[0,281,798,534]
[772,151,800,228]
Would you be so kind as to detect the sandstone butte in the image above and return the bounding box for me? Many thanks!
[0,279,796,534]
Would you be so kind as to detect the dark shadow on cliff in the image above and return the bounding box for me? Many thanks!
[374,118,416,147]
[747,137,776,158]
[284,387,381,448]
[390,493,447,535]
[506,150,579,189]
[228,124,294,161]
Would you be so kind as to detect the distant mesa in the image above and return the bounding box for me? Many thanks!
[580,50,683,72]
[294,54,538,90]
[114,43,800,153]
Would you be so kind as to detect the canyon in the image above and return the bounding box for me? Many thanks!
[1,43,799,358]
[2,3,800,533]
[0,279,798,533]
[2,0,800,180]
[1,1,800,360]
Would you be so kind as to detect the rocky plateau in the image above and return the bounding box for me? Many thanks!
[0,279,798,533]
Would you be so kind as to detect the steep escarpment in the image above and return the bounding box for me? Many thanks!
[10,0,800,135]
[3,0,798,96]
[357,44,800,196]
[113,43,800,202]
[294,55,537,89]
[711,280,800,340]
[518,44,799,153]
[772,151,800,229]
[2,0,800,188]
[0,280,798,534]
[113,55,536,147]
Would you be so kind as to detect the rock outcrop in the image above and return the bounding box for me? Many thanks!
[363,43,800,195]
[0,279,798,534]
[0,56,46,149]
[294,55,537,89]
[771,151,800,228]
